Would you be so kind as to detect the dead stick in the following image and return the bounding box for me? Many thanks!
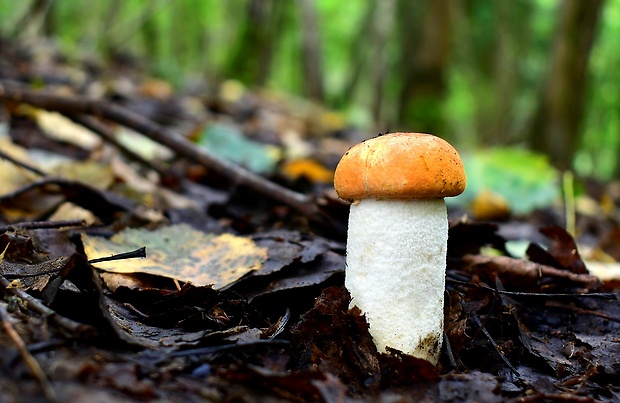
[0,81,318,217]
[0,148,47,176]
[0,219,86,233]
[0,303,57,402]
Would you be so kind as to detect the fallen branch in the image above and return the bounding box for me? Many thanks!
[0,80,319,217]
[0,219,86,233]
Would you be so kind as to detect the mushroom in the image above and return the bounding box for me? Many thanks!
[333,132,466,364]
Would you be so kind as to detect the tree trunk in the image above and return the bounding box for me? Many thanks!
[336,1,377,108]
[528,0,605,170]
[369,0,397,126]
[396,0,452,139]
[13,0,54,39]
[298,0,325,103]
[226,0,287,87]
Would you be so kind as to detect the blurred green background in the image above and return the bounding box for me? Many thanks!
[1,0,618,180]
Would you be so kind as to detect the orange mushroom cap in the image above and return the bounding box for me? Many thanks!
[334,132,466,201]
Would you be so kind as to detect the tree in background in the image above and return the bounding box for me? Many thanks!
[298,0,325,103]
[396,0,452,139]
[2,0,619,177]
[528,0,605,170]
[226,0,291,88]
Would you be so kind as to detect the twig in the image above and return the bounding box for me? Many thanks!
[0,148,47,176]
[447,277,617,300]
[516,392,599,403]
[443,331,459,371]
[0,219,86,233]
[2,248,146,279]
[66,113,169,177]
[0,303,57,402]
[169,339,290,358]
[546,300,620,323]
[0,80,319,217]
[0,274,96,337]
[88,246,146,264]
[471,312,521,378]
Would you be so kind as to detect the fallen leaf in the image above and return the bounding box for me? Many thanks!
[34,109,101,150]
[462,254,602,290]
[198,123,281,174]
[83,224,268,288]
[0,137,41,194]
[282,158,334,183]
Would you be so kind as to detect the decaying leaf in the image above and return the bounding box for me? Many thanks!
[83,224,268,288]
[462,254,601,290]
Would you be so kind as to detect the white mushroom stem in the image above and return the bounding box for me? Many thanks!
[345,198,448,364]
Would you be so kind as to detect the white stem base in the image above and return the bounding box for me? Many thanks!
[345,198,447,364]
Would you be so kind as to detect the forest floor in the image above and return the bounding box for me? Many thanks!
[0,37,619,402]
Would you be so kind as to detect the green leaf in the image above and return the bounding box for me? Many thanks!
[197,124,280,174]
[449,147,560,215]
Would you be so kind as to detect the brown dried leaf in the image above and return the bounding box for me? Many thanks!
[462,254,601,290]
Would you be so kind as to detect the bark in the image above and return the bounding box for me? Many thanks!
[298,0,325,103]
[528,0,605,170]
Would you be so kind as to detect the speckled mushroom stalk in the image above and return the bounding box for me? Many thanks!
[334,133,466,365]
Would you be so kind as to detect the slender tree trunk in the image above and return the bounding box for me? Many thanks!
[528,0,605,170]
[337,1,377,107]
[396,0,452,139]
[298,0,325,103]
[13,0,54,39]
[226,0,287,87]
[369,0,397,126]
[487,1,522,145]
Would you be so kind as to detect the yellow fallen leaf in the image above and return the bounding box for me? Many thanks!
[0,138,41,194]
[82,224,267,288]
[585,261,620,282]
[470,188,511,221]
[49,160,115,190]
[34,110,101,150]
[282,158,334,183]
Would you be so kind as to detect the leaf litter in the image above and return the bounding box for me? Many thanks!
[0,37,619,402]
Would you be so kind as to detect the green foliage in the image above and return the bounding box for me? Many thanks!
[578,0,620,180]
[2,0,620,180]
[450,147,559,215]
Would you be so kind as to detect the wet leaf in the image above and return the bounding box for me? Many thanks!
[530,225,589,274]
